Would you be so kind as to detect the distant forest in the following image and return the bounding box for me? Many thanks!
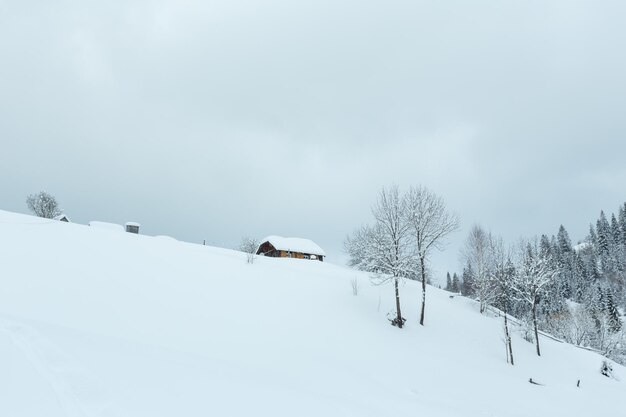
[447,202,626,364]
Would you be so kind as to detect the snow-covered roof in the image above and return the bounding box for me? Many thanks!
[125,222,141,227]
[54,214,70,222]
[259,236,326,256]
[89,221,124,232]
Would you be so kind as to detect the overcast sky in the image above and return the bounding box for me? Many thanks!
[1,0,625,281]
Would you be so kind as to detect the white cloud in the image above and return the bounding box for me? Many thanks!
[1,0,625,276]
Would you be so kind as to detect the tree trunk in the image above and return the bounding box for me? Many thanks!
[395,277,403,328]
[532,298,541,356]
[419,255,426,326]
[503,303,514,365]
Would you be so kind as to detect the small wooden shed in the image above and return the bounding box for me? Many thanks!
[256,236,325,262]
[125,222,140,234]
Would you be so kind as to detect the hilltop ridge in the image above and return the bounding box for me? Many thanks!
[0,209,624,416]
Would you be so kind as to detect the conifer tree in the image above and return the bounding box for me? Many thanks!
[611,214,621,246]
[540,234,552,258]
[557,225,573,253]
[445,272,452,291]
[451,273,460,293]
[597,211,611,255]
[603,287,621,333]
[589,224,598,247]
[573,253,588,303]
[619,204,626,246]
[587,251,601,284]
[462,262,475,297]
[585,284,604,331]
[553,227,574,300]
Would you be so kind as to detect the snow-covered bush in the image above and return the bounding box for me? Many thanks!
[521,317,535,344]
[600,360,614,378]
[26,191,61,219]
[239,237,259,264]
[389,314,406,328]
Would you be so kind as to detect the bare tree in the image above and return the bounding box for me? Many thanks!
[239,236,259,264]
[26,191,61,219]
[345,186,414,328]
[371,186,415,328]
[512,238,556,357]
[462,225,496,314]
[345,225,377,271]
[404,185,459,326]
[489,234,515,365]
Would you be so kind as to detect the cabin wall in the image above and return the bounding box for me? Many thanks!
[257,242,276,256]
[258,241,324,261]
[277,251,323,261]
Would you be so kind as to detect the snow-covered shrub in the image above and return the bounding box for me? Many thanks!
[521,317,535,344]
[542,310,573,342]
[387,311,406,327]
[564,305,595,347]
[389,316,406,328]
[600,360,614,378]
[239,237,259,264]
[26,191,61,219]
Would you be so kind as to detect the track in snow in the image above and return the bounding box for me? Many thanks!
[0,318,119,417]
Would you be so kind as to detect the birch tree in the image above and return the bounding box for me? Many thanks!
[345,186,414,328]
[489,234,515,365]
[513,238,556,356]
[462,225,495,313]
[405,186,459,326]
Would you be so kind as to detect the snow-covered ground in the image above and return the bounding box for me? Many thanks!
[0,209,624,416]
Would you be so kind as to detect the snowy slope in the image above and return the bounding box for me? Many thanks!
[0,209,624,417]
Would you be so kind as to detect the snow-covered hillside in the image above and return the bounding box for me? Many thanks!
[0,209,624,416]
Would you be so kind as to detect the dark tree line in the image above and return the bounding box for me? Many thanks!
[445,203,626,364]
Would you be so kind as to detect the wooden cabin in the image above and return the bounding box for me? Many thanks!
[256,236,325,262]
